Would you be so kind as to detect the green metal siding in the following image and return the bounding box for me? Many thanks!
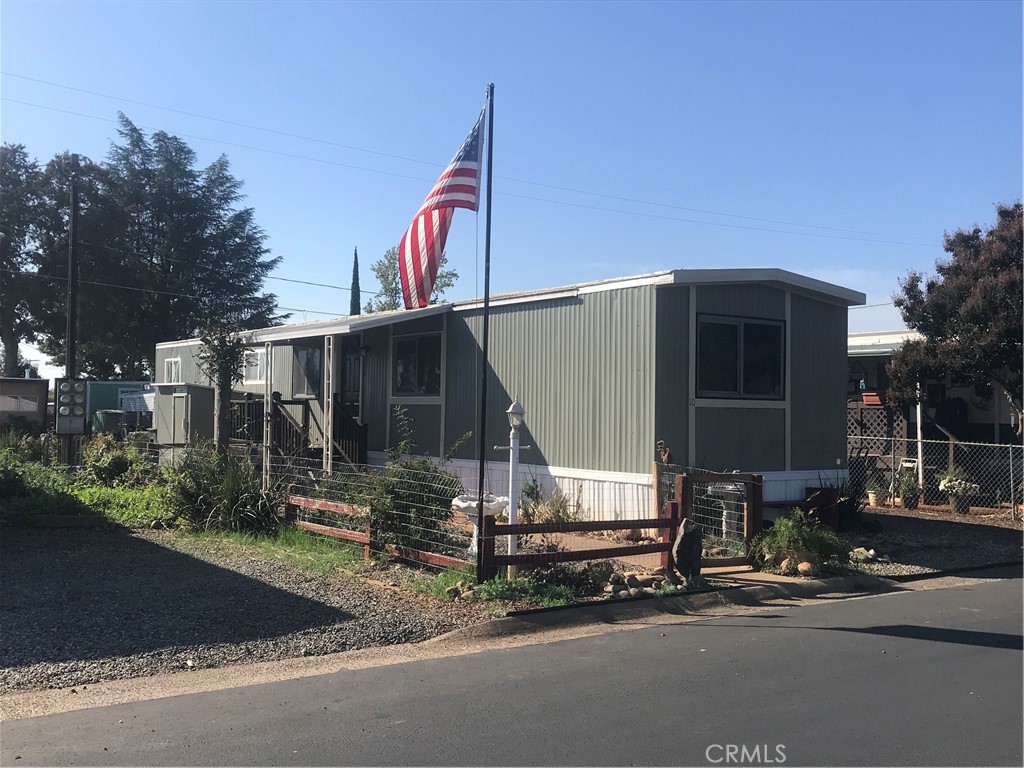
[790,294,848,470]
[693,407,786,471]
[653,285,690,467]
[446,286,657,473]
[695,284,786,320]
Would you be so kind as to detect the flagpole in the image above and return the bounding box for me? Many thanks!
[475,83,495,583]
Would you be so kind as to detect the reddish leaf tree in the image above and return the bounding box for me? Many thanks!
[889,202,1023,434]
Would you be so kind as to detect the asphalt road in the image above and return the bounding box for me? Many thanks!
[2,574,1021,767]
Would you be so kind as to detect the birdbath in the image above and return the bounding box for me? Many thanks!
[451,493,509,556]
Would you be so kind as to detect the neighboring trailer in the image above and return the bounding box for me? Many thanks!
[0,377,48,433]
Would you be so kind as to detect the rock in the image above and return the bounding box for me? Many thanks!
[460,590,475,600]
[671,518,702,581]
[641,587,657,596]
[868,549,877,558]
[662,568,682,586]
[603,584,618,594]
[628,587,640,597]
[650,580,662,591]
[623,528,643,542]
[625,574,642,589]
[609,572,625,585]
[636,575,658,588]
[779,557,797,576]
[850,547,874,563]
[444,585,461,600]
[797,561,818,578]
[708,547,730,558]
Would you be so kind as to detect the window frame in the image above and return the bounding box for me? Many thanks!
[391,332,443,401]
[695,313,785,401]
[242,348,267,385]
[164,358,182,384]
[292,343,322,398]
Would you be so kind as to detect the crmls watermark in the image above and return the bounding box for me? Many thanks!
[705,744,787,764]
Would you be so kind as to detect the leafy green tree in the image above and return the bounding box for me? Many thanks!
[29,115,284,378]
[363,246,458,313]
[349,247,361,316]
[0,144,43,377]
[889,202,1023,434]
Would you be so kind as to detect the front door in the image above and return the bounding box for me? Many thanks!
[340,336,362,415]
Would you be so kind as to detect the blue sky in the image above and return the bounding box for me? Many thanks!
[2,0,1021,377]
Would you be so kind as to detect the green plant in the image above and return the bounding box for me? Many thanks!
[71,484,171,527]
[473,576,573,607]
[518,480,585,525]
[426,566,477,600]
[0,452,88,517]
[938,466,980,497]
[166,442,281,533]
[79,434,157,487]
[751,509,848,570]
[896,468,921,499]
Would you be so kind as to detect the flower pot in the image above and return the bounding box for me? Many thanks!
[901,494,920,510]
[866,490,888,507]
[949,495,970,515]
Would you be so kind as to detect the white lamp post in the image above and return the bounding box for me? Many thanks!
[506,396,525,578]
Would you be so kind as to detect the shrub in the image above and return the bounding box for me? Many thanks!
[80,434,156,487]
[473,576,573,607]
[0,452,87,517]
[519,480,586,525]
[751,509,848,570]
[166,442,280,533]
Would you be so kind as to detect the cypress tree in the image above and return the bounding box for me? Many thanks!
[349,247,361,316]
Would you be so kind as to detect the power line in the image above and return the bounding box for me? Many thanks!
[2,267,340,317]
[2,90,942,248]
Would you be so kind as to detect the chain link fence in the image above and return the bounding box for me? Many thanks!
[849,435,1024,514]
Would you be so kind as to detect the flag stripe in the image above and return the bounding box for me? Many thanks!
[398,106,485,309]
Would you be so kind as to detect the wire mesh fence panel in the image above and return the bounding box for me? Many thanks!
[269,455,475,569]
[691,480,747,556]
[849,435,1024,514]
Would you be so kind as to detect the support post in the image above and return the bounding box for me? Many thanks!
[660,499,679,572]
[746,475,764,551]
[507,423,520,578]
[481,513,497,581]
[262,342,272,491]
[323,335,334,472]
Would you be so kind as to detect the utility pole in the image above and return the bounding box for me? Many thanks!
[65,154,80,379]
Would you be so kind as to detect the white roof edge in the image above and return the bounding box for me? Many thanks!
[155,268,865,348]
[155,304,452,348]
[670,268,866,306]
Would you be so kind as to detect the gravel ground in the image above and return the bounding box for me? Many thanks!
[0,527,492,695]
[846,507,1023,577]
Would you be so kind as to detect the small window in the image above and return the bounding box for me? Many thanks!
[392,334,442,397]
[697,315,784,400]
[243,349,267,384]
[293,345,322,398]
[164,358,181,384]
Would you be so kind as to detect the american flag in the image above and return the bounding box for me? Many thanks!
[399,107,485,309]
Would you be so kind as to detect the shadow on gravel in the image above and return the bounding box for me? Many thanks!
[0,527,353,668]
[853,510,1023,573]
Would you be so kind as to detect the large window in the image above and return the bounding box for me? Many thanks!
[243,349,267,384]
[293,344,322,398]
[696,315,784,399]
[392,334,442,397]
